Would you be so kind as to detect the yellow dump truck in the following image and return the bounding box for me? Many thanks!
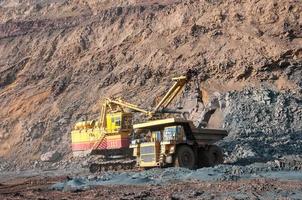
[130,118,227,169]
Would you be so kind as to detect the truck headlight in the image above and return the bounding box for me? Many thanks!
[165,155,173,163]
[169,146,175,153]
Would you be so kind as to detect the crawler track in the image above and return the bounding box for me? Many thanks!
[89,159,137,173]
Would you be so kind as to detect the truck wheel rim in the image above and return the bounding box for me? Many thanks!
[181,151,192,166]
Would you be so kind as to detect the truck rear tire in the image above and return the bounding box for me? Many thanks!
[174,145,196,169]
[198,145,223,167]
[208,145,224,165]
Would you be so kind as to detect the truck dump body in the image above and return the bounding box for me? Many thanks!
[191,129,228,144]
[188,121,228,144]
[133,118,228,144]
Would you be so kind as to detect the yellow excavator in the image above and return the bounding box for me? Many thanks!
[71,75,191,156]
[71,70,227,172]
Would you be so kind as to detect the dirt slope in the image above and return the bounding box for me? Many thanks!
[0,0,301,169]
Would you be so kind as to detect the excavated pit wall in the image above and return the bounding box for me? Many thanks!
[0,0,301,171]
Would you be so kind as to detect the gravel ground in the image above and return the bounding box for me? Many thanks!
[1,167,302,200]
[51,163,302,191]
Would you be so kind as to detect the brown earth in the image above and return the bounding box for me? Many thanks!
[1,175,302,200]
[0,0,301,169]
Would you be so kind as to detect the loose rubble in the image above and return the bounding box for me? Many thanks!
[51,162,302,191]
[219,88,302,164]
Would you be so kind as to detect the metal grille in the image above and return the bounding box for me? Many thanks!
[99,137,107,149]
[140,146,154,154]
[141,154,155,162]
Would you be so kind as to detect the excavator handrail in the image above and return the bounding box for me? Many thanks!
[107,98,152,116]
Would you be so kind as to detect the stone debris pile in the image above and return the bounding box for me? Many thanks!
[220,88,302,164]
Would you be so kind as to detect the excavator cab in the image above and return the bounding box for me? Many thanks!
[105,112,133,134]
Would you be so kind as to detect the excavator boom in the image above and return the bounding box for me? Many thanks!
[153,75,189,114]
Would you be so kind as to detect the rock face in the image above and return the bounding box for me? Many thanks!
[0,0,301,170]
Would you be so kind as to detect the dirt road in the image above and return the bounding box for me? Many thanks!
[1,164,302,200]
[0,175,302,200]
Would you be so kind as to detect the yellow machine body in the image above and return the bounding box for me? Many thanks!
[71,112,132,154]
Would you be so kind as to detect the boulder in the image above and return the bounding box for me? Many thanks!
[40,151,61,162]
